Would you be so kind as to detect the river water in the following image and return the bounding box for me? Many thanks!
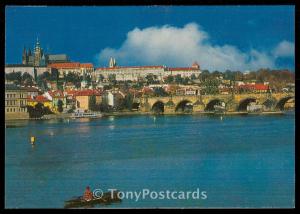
[5,113,295,208]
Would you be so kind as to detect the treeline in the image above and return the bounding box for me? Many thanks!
[5,72,34,86]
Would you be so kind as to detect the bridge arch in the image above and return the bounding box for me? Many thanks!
[237,98,256,112]
[275,96,294,111]
[261,98,276,111]
[175,100,193,113]
[132,102,140,110]
[151,100,165,113]
[204,99,224,111]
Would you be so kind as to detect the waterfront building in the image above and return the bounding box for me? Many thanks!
[27,95,52,109]
[22,86,41,98]
[95,58,201,82]
[74,89,102,111]
[5,84,29,120]
[43,90,67,112]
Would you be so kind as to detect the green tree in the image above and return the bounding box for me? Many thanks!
[175,74,183,84]
[165,75,174,84]
[98,74,105,82]
[153,87,168,97]
[22,72,34,86]
[200,70,210,82]
[27,103,53,118]
[202,79,220,95]
[50,69,59,81]
[88,95,97,111]
[124,93,133,110]
[190,74,197,80]
[57,99,64,113]
[6,71,22,85]
[145,74,156,85]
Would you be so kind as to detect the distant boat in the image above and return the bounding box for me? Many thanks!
[71,110,102,119]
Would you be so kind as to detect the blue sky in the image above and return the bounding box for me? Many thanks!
[5,6,295,71]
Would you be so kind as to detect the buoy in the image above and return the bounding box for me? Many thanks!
[30,136,36,145]
[220,116,223,121]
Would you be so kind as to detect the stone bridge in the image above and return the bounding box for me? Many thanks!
[133,92,294,113]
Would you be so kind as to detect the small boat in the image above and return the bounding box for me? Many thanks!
[64,191,121,208]
[71,109,102,119]
[214,104,226,114]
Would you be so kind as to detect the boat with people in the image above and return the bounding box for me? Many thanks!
[64,190,121,208]
[71,109,102,119]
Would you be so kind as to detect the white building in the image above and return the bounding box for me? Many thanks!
[95,58,201,82]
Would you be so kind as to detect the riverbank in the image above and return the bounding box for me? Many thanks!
[5,110,288,122]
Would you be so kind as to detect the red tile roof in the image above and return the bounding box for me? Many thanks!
[48,90,65,98]
[28,95,50,103]
[75,89,102,96]
[96,65,164,70]
[239,84,269,91]
[64,90,77,95]
[80,63,94,68]
[254,84,269,90]
[168,67,200,71]
[47,62,80,69]
[35,95,51,102]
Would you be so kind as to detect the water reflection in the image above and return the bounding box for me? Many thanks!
[108,116,115,122]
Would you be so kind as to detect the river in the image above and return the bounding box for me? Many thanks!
[5,113,295,208]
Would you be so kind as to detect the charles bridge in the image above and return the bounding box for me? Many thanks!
[133,92,295,113]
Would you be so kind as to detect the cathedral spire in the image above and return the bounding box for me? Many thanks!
[22,46,27,65]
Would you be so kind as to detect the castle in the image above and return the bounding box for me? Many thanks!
[22,38,70,66]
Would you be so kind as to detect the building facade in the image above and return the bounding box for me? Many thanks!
[74,90,102,111]
[5,84,29,120]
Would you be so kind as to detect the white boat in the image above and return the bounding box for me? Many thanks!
[71,110,102,119]
[214,102,226,113]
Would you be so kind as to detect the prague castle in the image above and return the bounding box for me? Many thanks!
[6,39,201,82]
[22,38,70,66]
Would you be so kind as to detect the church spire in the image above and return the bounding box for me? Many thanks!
[22,46,27,65]
[109,57,117,68]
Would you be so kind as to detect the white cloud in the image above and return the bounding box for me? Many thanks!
[96,23,291,71]
[272,40,295,58]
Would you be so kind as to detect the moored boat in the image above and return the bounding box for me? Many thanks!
[71,109,102,119]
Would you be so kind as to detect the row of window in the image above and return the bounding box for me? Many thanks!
[6,94,16,98]
[6,107,27,113]
[5,93,27,98]
[5,100,27,106]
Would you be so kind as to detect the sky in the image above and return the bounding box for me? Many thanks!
[5,6,295,72]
